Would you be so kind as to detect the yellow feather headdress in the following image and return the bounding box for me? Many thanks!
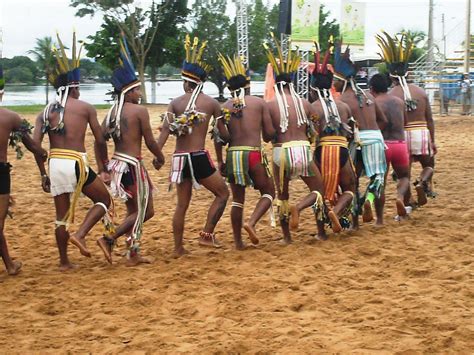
[218,53,250,91]
[49,31,83,88]
[375,31,413,76]
[182,34,211,83]
[263,32,301,82]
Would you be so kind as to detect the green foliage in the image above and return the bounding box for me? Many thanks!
[319,5,340,53]
[1,56,40,85]
[80,59,112,82]
[189,0,233,99]
[83,18,121,70]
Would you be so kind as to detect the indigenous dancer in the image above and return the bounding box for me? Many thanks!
[33,32,113,270]
[157,35,229,257]
[0,108,47,275]
[376,32,437,206]
[369,73,411,220]
[333,42,387,227]
[216,53,276,250]
[310,42,356,233]
[263,34,325,242]
[96,36,165,266]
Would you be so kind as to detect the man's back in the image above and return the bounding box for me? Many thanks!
[45,98,92,152]
[312,99,351,137]
[224,95,269,147]
[171,92,219,151]
[375,94,405,141]
[340,89,380,131]
[111,103,144,157]
[390,83,428,124]
[268,92,312,143]
[0,109,17,161]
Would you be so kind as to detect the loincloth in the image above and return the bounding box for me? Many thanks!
[385,140,409,168]
[405,121,433,156]
[358,130,387,178]
[170,150,216,189]
[0,162,12,195]
[225,146,271,187]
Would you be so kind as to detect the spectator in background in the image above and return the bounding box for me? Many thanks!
[460,73,471,115]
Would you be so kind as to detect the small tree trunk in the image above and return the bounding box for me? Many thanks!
[150,66,157,104]
[138,59,147,104]
[45,80,49,105]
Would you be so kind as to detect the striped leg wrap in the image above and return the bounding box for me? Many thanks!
[311,191,324,222]
[231,202,244,209]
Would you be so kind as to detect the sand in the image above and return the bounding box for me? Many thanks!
[0,107,472,353]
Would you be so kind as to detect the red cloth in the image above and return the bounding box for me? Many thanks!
[385,140,409,168]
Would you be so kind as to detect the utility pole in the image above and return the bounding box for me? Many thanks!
[464,0,471,73]
[236,0,249,69]
[427,0,434,64]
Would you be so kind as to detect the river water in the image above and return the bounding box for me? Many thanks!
[1,81,266,106]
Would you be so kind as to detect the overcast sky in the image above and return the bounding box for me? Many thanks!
[0,0,470,59]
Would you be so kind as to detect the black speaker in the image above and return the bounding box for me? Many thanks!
[278,0,292,35]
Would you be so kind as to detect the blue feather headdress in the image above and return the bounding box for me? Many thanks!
[105,34,141,140]
[333,42,357,80]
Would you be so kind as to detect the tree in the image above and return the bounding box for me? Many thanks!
[2,56,40,85]
[71,0,183,103]
[318,4,340,53]
[80,59,112,82]
[190,0,233,100]
[28,37,56,104]
[397,29,428,62]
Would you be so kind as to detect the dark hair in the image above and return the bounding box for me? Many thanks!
[369,73,389,93]
[228,74,249,91]
[275,73,292,84]
[185,80,198,90]
[311,72,333,90]
[54,73,68,90]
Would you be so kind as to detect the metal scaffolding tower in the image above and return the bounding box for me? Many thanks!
[236,0,249,69]
[297,50,310,99]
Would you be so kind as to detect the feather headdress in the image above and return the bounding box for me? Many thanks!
[311,37,334,90]
[375,31,417,111]
[43,31,83,134]
[263,32,307,133]
[181,34,211,84]
[218,53,250,117]
[263,32,301,83]
[105,34,141,140]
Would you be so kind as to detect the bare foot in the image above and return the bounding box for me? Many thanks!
[362,200,374,223]
[126,254,152,267]
[314,233,328,241]
[328,210,342,233]
[235,241,247,250]
[280,237,292,245]
[173,247,190,259]
[396,199,407,217]
[97,237,114,264]
[58,262,78,272]
[243,223,259,245]
[69,235,91,257]
[198,234,222,248]
[7,260,22,276]
[415,183,427,206]
[289,205,299,230]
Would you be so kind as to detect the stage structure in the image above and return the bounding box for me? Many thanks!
[236,0,249,69]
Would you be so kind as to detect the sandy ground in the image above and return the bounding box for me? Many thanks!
[0,107,472,353]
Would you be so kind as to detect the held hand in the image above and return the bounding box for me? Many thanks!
[39,148,48,162]
[100,171,111,185]
[152,157,165,171]
[41,175,51,193]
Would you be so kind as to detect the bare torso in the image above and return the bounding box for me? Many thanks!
[0,108,20,162]
[375,94,406,141]
[224,95,268,147]
[110,103,144,157]
[267,91,314,143]
[312,99,351,137]
[170,92,221,152]
[390,83,428,123]
[43,98,93,152]
[340,89,381,131]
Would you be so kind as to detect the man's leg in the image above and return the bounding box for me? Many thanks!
[333,160,357,226]
[393,163,410,218]
[53,194,75,271]
[273,162,291,244]
[229,183,247,250]
[173,179,192,257]
[298,162,326,239]
[245,164,276,244]
[69,177,111,257]
[198,171,229,247]
[352,155,364,230]
[0,195,22,275]
[415,155,434,206]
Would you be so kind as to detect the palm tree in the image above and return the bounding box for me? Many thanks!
[28,37,56,105]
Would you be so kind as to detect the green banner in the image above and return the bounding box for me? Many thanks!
[341,0,366,46]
